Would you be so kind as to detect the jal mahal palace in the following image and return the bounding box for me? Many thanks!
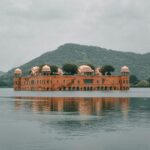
[13,65,130,91]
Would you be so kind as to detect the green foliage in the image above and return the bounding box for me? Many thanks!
[101,65,115,75]
[130,75,139,85]
[0,81,8,87]
[136,80,150,87]
[147,78,150,83]
[85,64,95,70]
[62,64,78,75]
[0,78,12,87]
[50,65,58,75]
[0,71,4,76]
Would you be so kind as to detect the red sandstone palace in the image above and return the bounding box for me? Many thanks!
[13,65,130,91]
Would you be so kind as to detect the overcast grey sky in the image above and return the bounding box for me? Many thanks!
[0,0,150,71]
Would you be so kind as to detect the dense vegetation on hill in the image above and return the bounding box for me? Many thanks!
[0,71,4,76]
[0,43,150,87]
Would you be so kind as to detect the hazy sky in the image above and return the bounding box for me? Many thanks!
[0,0,150,71]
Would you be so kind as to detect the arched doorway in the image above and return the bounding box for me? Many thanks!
[97,86,100,90]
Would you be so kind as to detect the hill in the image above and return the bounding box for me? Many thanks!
[0,71,4,76]
[0,43,150,87]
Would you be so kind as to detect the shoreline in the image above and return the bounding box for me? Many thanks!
[0,88,150,98]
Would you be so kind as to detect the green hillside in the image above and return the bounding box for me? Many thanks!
[0,43,150,87]
[0,71,4,76]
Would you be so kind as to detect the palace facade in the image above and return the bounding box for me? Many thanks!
[13,65,130,91]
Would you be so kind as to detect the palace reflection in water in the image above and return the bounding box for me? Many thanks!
[14,97,129,117]
[2,95,150,150]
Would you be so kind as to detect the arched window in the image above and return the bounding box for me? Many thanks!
[102,79,105,84]
[77,87,79,91]
[31,80,34,85]
[88,87,90,91]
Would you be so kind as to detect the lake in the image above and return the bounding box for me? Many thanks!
[0,88,150,150]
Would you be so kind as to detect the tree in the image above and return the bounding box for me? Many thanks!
[147,78,150,83]
[101,65,115,75]
[50,65,58,75]
[130,75,139,85]
[62,64,78,75]
[136,80,150,87]
[0,80,9,87]
[85,64,95,70]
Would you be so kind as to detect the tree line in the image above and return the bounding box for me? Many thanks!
[130,75,150,87]
[39,64,115,76]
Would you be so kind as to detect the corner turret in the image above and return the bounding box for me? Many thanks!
[14,68,22,78]
[121,66,130,76]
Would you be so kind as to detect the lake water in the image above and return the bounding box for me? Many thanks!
[0,88,150,150]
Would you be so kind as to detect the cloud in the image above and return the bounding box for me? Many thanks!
[0,0,150,71]
[1,0,82,20]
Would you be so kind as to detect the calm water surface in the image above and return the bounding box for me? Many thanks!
[0,88,150,150]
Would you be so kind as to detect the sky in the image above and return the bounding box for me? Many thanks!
[0,0,150,71]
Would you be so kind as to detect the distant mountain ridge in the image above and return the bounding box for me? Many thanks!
[0,43,150,87]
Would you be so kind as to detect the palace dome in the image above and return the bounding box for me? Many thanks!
[31,66,40,74]
[14,68,22,74]
[95,67,102,75]
[78,65,94,73]
[42,65,51,72]
[121,66,130,73]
